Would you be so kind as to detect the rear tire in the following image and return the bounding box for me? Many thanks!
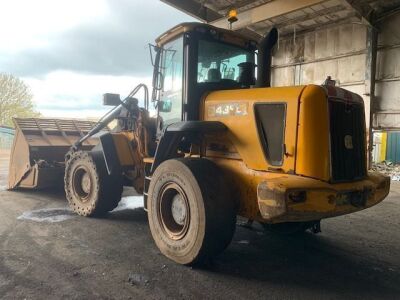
[147,158,236,265]
[64,151,123,217]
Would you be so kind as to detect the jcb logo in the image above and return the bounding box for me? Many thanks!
[344,135,354,150]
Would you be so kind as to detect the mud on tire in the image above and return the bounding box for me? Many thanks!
[64,151,123,217]
[147,158,237,265]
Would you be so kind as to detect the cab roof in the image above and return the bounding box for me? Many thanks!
[155,22,257,47]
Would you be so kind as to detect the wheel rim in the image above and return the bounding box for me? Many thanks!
[72,166,93,202]
[158,182,190,240]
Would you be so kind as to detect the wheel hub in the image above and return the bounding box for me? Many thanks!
[72,166,92,202]
[158,183,190,240]
[81,173,91,194]
[171,194,187,226]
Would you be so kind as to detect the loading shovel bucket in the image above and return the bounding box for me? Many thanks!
[8,118,101,190]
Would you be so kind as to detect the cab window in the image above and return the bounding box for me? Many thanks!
[197,39,255,84]
[159,37,184,128]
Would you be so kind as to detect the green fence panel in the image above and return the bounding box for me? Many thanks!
[386,132,400,164]
[0,126,15,149]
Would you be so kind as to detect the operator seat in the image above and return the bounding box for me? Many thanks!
[206,68,221,82]
[237,62,256,87]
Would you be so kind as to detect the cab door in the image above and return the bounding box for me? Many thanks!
[158,36,184,129]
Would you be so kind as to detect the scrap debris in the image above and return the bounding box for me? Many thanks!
[372,161,400,181]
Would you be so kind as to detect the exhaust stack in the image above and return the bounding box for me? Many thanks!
[256,28,278,88]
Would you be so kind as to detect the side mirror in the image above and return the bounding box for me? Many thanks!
[103,93,121,106]
[159,100,172,113]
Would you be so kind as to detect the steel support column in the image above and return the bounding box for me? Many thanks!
[365,26,378,168]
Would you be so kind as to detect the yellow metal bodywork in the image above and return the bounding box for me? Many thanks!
[112,132,137,168]
[109,111,156,194]
[110,131,146,194]
[296,85,331,181]
[202,84,390,223]
[204,85,303,172]
[207,158,389,223]
[256,171,389,223]
[156,22,253,47]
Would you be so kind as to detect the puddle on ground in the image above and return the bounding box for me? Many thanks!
[113,196,143,212]
[18,208,76,223]
[17,196,143,222]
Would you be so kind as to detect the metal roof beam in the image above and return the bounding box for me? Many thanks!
[160,0,221,22]
[342,0,375,26]
[252,4,347,35]
[210,0,326,30]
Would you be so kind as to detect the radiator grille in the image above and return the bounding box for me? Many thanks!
[329,99,367,182]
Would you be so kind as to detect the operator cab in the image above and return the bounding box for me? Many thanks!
[151,23,258,130]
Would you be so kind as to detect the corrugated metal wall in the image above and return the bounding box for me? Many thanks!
[271,12,400,131]
[374,14,400,130]
[387,132,400,164]
[271,23,369,124]
[0,127,15,149]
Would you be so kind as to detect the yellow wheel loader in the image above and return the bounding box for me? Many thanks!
[9,23,390,265]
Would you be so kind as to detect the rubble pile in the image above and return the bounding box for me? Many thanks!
[372,161,400,181]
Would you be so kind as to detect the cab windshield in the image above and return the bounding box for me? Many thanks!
[197,39,255,85]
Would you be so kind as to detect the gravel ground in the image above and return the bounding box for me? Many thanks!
[0,149,399,299]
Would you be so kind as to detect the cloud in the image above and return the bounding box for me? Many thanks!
[23,71,153,118]
[0,0,108,52]
[0,0,194,77]
[0,0,195,117]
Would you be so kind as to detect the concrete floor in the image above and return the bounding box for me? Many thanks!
[0,149,400,299]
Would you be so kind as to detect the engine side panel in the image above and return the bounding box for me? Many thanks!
[202,86,305,173]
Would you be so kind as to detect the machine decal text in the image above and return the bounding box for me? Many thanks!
[208,103,248,117]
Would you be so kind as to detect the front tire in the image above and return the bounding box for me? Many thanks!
[147,158,236,265]
[64,151,123,217]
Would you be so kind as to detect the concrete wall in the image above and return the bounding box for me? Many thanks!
[375,13,400,130]
[271,13,400,131]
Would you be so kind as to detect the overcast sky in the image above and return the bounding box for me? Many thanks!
[0,0,194,117]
